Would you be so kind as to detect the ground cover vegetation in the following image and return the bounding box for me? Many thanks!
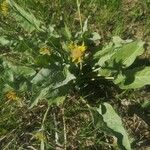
[0,0,150,149]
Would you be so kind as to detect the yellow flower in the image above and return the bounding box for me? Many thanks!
[69,42,87,64]
[39,47,51,56]
[34,131,46,141]
[1,0,9,16]
[5,91,18,101]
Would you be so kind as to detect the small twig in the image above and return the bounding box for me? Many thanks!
[40,106,50,150]
[61,105,67,150]
[53,111,59,147]
[27,146,37,150]
[41,106,50,129]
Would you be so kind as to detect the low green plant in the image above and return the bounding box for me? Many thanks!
[0,0,150,149]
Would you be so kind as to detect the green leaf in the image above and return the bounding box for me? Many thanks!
[29,86,50,108]
[90,32,101,41]
[64,23,72,40]
[8,0,43,33]
[112,40,144,68]
[97,46,116,67]
[18,82,28,92]
[94,43,116,67]
[40,140,45,150]
[30,66,72,108]
[96,103,131,150]
[114,67,150,89]
[94,40,144,68]
[48,96,66,106]
[112,36,132,48]
[48,25,60,38]
[94,43,116,76]
[2,69,14,83]
[2,59,36,77]
[112,36,124,47]
[0,36,10,46]
[53,66,75,89]
[98,68,112,77]
[31,68,51,84]
[94,40,144,77]
[14,66,36,77]
[82,18,89,33]
[142,100,150,109]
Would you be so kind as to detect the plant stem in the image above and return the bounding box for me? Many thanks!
[53,111,59,146]
[76,0,82,31]
[62,105,67,150]
[41,106,50,129]
[40,106,50,150]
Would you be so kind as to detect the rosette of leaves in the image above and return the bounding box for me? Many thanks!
[0,1,150,150]
[93,36,150,89]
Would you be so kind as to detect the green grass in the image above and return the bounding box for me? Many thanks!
[4,0,149,40]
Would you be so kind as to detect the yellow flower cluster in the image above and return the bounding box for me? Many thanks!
[5,91,18,101]
[34,131,46,141]
[1,0,9,16]
[39,47,51,56]
[69,42,87,64]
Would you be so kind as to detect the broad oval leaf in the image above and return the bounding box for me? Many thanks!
[114,67,150,89]
[112,40,144,68]
[96,103,131,150]
[2,59,36,77]
[8,0,43,33]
